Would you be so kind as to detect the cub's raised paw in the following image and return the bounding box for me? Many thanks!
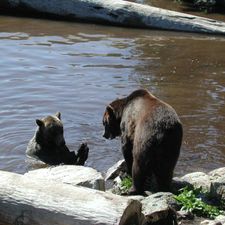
[77,142,89,165]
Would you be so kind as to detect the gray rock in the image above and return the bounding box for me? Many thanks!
[208,167,225,200]
[24,165,105,191]
[141,192,179,224]
[209,167,225,181]
[215,215,225,224]
[201,220,222,225]
[104,159,127,180]
[108,175,131,195]
[172,176,193,194]
[172,169,225,194]
[210,175,225,201]
[177,210,194,220]
[180,172,211,192]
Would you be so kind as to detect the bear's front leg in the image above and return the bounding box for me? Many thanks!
[121,136,133,176]
[130,158,145,195]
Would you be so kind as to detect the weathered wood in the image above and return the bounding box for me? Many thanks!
[1,0,225,35]
[105,160,127,181]
[24,165,105,191]
[0,170,144,225]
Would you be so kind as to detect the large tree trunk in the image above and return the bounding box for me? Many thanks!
[0,170,144,225]
[1,0,225,35]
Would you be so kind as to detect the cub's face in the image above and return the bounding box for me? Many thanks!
[102,105,121,139]
[36,112,66,147]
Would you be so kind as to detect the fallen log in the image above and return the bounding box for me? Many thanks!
[0,170,144,225]
[1,0,225,35]
[24,165,106,191]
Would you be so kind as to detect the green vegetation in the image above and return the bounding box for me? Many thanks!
[174,187,224,219]
[115,176,225,220]
[111,175,133,195]
[120,176,133,192]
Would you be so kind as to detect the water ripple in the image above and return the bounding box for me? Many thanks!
[0,16,225,176]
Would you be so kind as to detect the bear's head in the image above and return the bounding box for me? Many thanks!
[35,112,66,147]
[102,104,121,140]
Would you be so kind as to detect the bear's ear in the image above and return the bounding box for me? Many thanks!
[106,105,114,116]
[36,119,44,127]
[55,112,61,120]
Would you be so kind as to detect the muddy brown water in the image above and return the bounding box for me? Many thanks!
[0,12,225,177]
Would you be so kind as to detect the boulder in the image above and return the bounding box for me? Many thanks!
[215,215,225,224]
[210,174,225,201]
[209,167,225,181]
[179,172,211,192]
[200,215,225,225]
[176,210,194,221]
[141,192,179,224]
[208,167,225,200]
[105,159,127,181]
[200,220,222,225]
[171,177,193,194]
[24,165,105,191]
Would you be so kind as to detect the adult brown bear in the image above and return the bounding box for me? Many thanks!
[103,89,182,195]
[26,112,89,165]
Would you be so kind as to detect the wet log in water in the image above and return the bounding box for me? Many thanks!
[1,0,225,35]
[0,170,143,225]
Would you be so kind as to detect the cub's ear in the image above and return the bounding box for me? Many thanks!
[36,119,44,127]
[55,112,61,120]
[106,105,114,116]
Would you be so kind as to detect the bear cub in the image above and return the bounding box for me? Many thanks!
[26,112,89,165]
[103,89,183,195]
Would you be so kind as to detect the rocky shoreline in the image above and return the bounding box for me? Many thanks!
[0,160,224,225]
[106,160,225,225]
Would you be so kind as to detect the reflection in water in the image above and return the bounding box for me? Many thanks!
[132,36,225,174]
[0,15,224,176]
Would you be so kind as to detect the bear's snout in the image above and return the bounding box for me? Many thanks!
[103,131,115,140]
[103,132,109,139]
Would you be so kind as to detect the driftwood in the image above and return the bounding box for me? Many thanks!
[1,0,225,35]
[24,165,106,191]
[0,170,144,225]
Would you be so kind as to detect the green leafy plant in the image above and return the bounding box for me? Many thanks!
[111,175,133,195]
[174,187,223,219]
[120,176,133,192]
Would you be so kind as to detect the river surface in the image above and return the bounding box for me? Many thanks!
[0,14,225,177]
